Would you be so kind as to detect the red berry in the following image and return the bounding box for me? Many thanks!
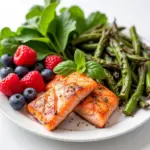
[21,71,45,92]
[0,73,23,96]
[44,55,62,70]
[14,45,37,66]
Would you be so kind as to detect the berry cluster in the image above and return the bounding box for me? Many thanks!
[0,45,62,110]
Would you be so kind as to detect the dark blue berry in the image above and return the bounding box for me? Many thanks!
[9,94,26,110]
[1,54,13,67]
[41,69,54,82]
[0,67,13,79]
[14,66,29,78]
[23,88,37,103]
[34,63,44,72]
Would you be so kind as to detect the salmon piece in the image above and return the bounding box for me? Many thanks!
[75,84,119,128]
[27,72,97,131]
[45,75,65,91]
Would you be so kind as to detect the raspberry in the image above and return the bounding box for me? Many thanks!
[44,55,62,70]
[14,45,37,66]
[21,71,45,92]
[0,73,23,96]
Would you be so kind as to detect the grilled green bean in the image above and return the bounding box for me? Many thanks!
[72,33,101,45]
[127,54,150,63]
[104,69,118,94]
[94,29,110,58]
[123,65,146,116]
[130,26,141,55]
[80,43,97,50]
[111,39,131,101]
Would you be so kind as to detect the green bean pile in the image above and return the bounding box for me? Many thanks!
[71,21,150,116]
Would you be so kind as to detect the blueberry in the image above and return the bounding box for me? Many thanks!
[23,88,37,103]
[9,94,26,110]
[0,67,13,79]
[1,54,13,67]
[14,66,29,78]
[41,69,54,82]
[34,63,44,72]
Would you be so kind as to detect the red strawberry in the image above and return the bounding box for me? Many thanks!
[44,55,62,70]
[21,71,45,92]
[14,45,37,66]
[0,73,23,96]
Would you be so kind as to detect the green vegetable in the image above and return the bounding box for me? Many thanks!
[111,40,131,101]
[54,60,77,75]
[139,99,150,108]
[80,43,97,50]
[26,5,44,20]
[40,3,58,35]
[68,6,86,34]
[130,26,141,55]
[48,10,76,53]
[0,27,15,39]
[123,65,146,116]
[86,61,106,80]
[44,0,60,6]
[94,29,110,58]
[74,49,86,73]
[104,69,117,94]
[86,12,107,29]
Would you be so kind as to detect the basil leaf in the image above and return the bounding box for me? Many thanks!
[68,6,86,34]
[86,61,106,80]
[74,49,86,66]
[48,10,76,51]
[26,5,44,20]
[54,60,77,75]
[40,3,58,35]
[77,65,86,73]
[0,27,15,39]
[86,12,107,29]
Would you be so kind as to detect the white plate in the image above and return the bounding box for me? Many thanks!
[0,3,150,141]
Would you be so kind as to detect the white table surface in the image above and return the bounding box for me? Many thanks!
[0,0,150,149]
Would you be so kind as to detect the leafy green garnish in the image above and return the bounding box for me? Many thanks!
[86,61,106,80]
[40,3,58,35]
[54,49,106,80]
[0,27,15,39]
[44,0,60,6]
[26,5,44,20]
[86,12,107,29]
[74,49,86,73]
[54,60,77,75]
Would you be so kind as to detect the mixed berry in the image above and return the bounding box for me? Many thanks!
[0,45,62,110]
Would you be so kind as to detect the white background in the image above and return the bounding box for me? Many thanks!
[0,0,150,149]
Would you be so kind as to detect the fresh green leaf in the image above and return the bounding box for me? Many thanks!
[0,37,20,55]
[59,7,67,13]
[77,65,86,73]
[48,10,76,51]
[86,61,106,80]
[54,60,77,75]
[19,16,41,32]
[40,3,58,35]
[0,27,15,39]
[74,49,86,66]
[26,5,44,20]
[44,0,60,6]
[68,6,86,33]
[15,28,42,43]
[25,41,54,60]
[86,12,107,29]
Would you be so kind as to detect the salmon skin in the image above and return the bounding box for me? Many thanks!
[75,84,119,128]
[27,72,97,131]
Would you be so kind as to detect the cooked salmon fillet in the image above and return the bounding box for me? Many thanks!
[75,84,119,128]
[45,75,65,91]
[27,72,97,131]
